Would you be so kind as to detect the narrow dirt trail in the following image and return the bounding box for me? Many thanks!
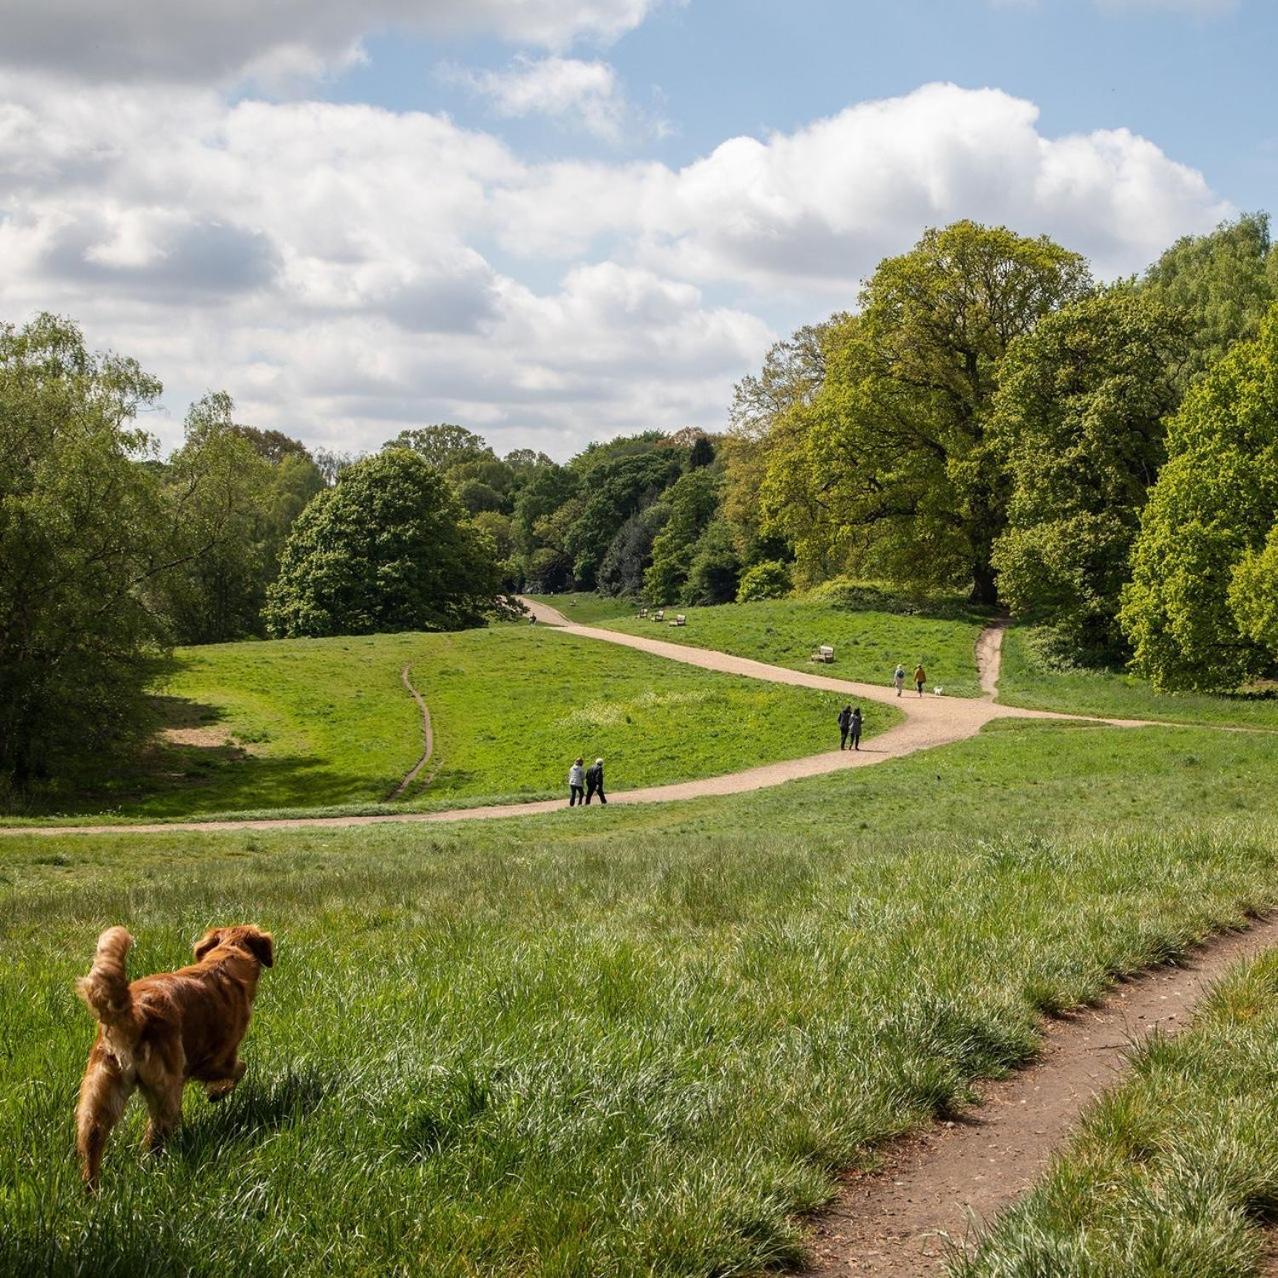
[1,600,1149,839]
[384,664,433,800]
[805,914,1278,1277]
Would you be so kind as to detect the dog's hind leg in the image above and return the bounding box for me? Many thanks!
[204,1058,246,1103]
[76,1042,132,1192]
[141,1079,184,1154]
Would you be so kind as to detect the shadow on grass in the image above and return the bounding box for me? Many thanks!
[9,696,388,819]
[171,1063,338,1166]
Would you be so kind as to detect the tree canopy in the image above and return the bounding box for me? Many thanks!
[1120,304,1278,690]
[265,449,503,638]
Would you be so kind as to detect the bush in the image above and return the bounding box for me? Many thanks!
[736,560,792,603]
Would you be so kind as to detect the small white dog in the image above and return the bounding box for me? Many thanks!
[933,686,944,696]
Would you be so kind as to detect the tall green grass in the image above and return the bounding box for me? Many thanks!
[4,723,1278,1276]
[955,950,1278,1278]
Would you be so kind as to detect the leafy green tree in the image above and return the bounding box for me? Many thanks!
[564,450,682,590]
[383,423,493,471]
[597,505,667,597]
[1120,305,1278,690]
[265,449,502,637]
[1143,213,1277,387]
[736,560,792,603]
[644,469,720,603]
[511,463,579,556]
[760,222,1091,601]
[684,519,740,605]
[990,292,1189,656]
[151,395,325,644]
[524,546,573,593]
[0,314,169,788]
[1229,528,1278,657]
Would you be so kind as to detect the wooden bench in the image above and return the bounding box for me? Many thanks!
[637,607,649,619]
[669,614,687,627]
[653,609,665,623]
[810,644,835,663]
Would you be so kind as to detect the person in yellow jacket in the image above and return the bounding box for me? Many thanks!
[913,663,926,697]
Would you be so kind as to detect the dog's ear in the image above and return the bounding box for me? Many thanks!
[194,929,223,961]
[244,930,274,968]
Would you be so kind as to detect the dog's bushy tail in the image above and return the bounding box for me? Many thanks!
[77,927,137,1034]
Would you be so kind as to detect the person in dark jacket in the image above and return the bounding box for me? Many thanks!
[849,706,862,750]
[585,757,607,805]
[837,704,853,750]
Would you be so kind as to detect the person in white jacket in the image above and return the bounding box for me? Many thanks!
[568,758,586,807]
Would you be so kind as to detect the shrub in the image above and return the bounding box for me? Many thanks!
[736,560,792,603]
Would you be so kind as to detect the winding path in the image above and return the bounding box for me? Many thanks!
[2,600,1144,838]
[383,664,434,801]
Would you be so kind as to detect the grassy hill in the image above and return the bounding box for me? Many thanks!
[997,626,1278,728]
[24,625,889,820]
[4,719,1278,1274]
[600,597,988,697]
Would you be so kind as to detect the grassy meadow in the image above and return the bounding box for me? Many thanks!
[526,592,635,626]
[14,626,888,822]
[4,719,1278,1275]
[997,626,1278,728]
[601,597,988,697]
[956,949,1278,1278]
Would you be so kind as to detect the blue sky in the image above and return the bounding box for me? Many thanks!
[0,0,1271,457]
[338,1,1275,208]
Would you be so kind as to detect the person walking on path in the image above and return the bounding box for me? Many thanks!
[568,757,585,807]
[585,757,607,805]
[913,663,927,697]
[849,706,862,750]
[893,663,906,696]
[837,704,853,750]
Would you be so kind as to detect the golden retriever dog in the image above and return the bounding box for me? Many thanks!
[75,924,274,1190]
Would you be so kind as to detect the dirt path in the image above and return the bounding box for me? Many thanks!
[384,664,433,801]
[1,601,1149,839]
[974,619,1008,700]
[804,913,1278,1276]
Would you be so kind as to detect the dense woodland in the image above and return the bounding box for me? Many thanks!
[3,214,1278,793]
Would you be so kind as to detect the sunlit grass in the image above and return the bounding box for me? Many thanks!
[11,627,891,821]
[4,723,1278,1275]
[602,598,987,697]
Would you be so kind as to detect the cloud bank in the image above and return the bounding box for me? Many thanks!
[0,72,1230,456]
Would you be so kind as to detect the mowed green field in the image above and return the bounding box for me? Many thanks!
[957,950,1278,1278]
[4,720,1278,1275]
[997,626,1278,728]
[20,626,884,820]
[601,598,987,697]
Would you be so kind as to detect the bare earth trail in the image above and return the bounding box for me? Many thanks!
[804,914,1278,1277]
[1,599,1146,838]
[384,664,433,801]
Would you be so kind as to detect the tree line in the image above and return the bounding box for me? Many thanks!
[5,212,1277,796]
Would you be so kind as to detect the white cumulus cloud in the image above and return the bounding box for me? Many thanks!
[0,74,1230,458]
[446,55,628,141]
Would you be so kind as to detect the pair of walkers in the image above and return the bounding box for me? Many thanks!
[893,662,927,697]
[568,757,606,806]
[837,705,862,751]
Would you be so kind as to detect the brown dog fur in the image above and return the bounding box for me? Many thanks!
[75,924,274,1190]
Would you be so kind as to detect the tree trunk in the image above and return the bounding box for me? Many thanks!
[970,559,999,606]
